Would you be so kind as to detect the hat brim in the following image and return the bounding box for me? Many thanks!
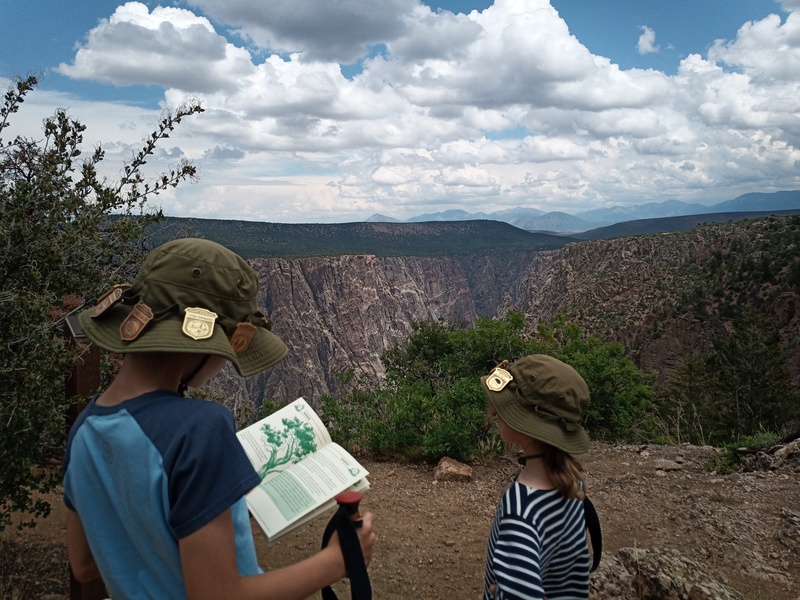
[481,375,590,454]
[78,304,288,377]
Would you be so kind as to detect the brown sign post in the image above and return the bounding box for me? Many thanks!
[64,315,108,600]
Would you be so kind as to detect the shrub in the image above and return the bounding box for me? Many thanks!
[323,313,656,462]
[0,76,201,530]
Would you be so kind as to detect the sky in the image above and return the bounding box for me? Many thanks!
[2,0,799,223]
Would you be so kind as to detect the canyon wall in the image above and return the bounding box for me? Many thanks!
[209,225,800,412]
[236,253,537,405]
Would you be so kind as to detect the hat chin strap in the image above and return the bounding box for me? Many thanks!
[177,355,210,397]
[517,453,544,466]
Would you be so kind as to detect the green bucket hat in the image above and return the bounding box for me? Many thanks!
[77,238,288,377]
[481,354,590,454]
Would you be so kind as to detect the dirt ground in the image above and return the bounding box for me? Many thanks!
[1,443,798,599]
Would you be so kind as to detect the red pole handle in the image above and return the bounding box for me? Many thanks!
[334,491,364,521]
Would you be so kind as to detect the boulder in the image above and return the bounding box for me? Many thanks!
[590,547,744,600]
[433,457,473,482]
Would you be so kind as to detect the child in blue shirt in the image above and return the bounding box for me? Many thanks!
[64,238,376,599]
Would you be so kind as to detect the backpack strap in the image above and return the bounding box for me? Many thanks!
[583,496,602,572]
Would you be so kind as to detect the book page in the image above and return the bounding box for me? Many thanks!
[245,442,369,542]
[272,478,371,543]
[237,397,333,482]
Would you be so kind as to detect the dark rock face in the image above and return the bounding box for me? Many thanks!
[209,226,800,412]
[247,253,537,404]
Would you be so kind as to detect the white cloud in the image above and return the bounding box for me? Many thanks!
[637,26,659,54]
[56,3,255,92]
[7,0,800,223]
[707,12,800,82]
[184,0,418,64]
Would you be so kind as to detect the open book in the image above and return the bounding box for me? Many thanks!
[236,397,370,545]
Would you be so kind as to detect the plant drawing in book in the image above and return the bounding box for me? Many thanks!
[256,415,318,480]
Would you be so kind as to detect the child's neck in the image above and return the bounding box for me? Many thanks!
[96,353,183,407]
[516,442,554,490]
[517,460,553,490]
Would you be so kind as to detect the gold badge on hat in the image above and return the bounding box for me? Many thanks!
[230,322,257,353]
[486,366,513,392]
[182,307,218,340]
[92,284,132,318]
[119,302,154,341]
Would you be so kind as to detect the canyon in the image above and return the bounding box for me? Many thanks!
[207,216,800,414]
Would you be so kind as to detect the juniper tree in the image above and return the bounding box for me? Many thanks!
[0,75,203,530]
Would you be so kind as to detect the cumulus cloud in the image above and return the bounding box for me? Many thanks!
[23,0,799,222]
[184,0,418,64]
[56,2,255,92]
[204,146,246,160]
[707,12,800,82]
[637,26,659,54]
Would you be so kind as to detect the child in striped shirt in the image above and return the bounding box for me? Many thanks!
[481,354,592,599]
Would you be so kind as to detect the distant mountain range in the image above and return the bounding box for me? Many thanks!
[367,190,800,233]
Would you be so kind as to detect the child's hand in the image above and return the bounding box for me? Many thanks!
[324,511,377,579]
[356,511,377,566]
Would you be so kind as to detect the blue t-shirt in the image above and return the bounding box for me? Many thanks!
[63,390,263,599]
[484,483,590,599]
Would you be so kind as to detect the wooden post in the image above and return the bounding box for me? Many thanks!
[64,314,108,600]
[64,315,101,432]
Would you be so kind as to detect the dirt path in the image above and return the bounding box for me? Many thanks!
[2,443,798,599]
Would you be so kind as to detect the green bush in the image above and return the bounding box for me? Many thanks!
[0,76,201,530]
[534,317,657,441]
[420,378,488,461]
[661,313,800,445]
[322,312,657,462]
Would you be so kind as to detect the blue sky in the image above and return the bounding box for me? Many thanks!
[2,0,799,223]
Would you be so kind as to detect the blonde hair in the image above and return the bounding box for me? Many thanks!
[542,444,585,500]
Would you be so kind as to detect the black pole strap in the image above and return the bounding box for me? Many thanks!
[584,496,602,572]
[320,504,372,600]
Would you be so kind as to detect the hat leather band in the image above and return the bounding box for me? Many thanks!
[117,302,194,340]
[112,293,271,353]
[120,302,195,326]
[116,296,257,332]
[532,403,581,431]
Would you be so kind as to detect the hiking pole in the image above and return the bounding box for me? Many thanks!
[335,491,364,525]
[321,491,372,600]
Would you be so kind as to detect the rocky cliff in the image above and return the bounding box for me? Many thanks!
[226,253,537,406]
[208,217,800,414]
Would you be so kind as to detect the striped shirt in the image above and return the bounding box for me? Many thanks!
[484,483,590,599]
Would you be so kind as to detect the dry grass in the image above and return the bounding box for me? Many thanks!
[0,537,68,599]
